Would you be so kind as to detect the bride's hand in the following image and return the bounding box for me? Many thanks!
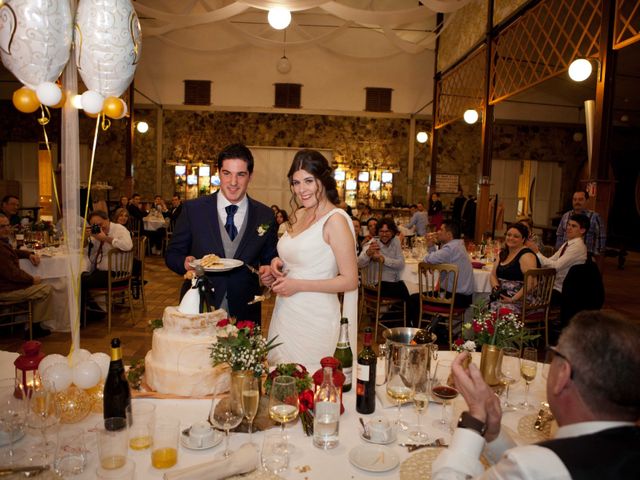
[270,257,286,277]
[271,276,296,297]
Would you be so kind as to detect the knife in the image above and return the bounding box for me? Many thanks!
[0,465,50,477]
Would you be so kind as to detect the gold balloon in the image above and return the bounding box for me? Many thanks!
[86,380,104,414]
[52,88,67,109]
[102,96,124,119]
[55,385,92,424]
[12,87,40,113]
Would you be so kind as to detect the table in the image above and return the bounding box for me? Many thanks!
[19,251,89,332]
[401,259,493,296]
[143,217,167,232]
[0,351,549,479]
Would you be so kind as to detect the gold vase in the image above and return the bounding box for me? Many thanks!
[230,370,253,403]
[480,344,501,386]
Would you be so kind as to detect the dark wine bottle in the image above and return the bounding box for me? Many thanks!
[333,318,353,392]
[412,328,431,344]
[356,327,376,414]
[103,338,131,429]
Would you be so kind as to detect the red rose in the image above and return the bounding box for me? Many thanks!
[236,320,255,334]
[498,307,513,317]
[454,338,464,346]
[472,321,482,333]
[487,322,495,335]
[217,318,230,327]
[299,389,314,413]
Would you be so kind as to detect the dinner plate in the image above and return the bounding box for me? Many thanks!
[349,445,399,473]
[180,429,223,450]
[360,431,397,445]
[189,258,244,272]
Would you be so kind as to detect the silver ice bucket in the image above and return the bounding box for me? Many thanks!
[381,327,438,385]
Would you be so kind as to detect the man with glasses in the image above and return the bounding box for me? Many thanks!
[433,310,640,479]
[0,213,52,338]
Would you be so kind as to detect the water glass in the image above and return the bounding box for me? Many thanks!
[261,433,289,474]
[96,458,135,480]
[128,401,155,450]
[54,428,87,476]
[499,347,520,410]
[0,378,27,465]
[97,417,128,470]
[151,419,179,469]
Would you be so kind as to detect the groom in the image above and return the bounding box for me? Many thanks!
[166,143,278,324]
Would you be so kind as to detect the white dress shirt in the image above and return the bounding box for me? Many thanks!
[432,421,635,480]
[88,222,133,272]
[217,193,248,234]
[536,237,587,292]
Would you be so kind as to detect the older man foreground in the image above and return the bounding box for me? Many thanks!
[432,310,640,479]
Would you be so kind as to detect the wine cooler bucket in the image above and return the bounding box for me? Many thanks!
[381,328,437,384]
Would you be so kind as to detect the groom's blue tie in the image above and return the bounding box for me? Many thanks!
[225,204,238,241]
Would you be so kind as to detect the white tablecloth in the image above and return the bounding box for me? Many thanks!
[0,351,549,479]
[19,253,89,332]
[401,259,493,296]
[143,217,167,231]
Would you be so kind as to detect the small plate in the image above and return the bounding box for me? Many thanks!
[180,429,223,450]
[360,432,397,445]
[189,258,244,272]
[349,445,399,473]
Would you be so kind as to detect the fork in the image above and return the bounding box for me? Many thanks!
[401,438,448,451]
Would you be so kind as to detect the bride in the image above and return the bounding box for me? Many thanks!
[267,150,359,366]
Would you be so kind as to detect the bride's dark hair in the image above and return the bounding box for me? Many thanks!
[287,150,339,221]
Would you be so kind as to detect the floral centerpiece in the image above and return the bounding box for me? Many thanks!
[210,319,280,376]
[264,363,314,436]
[452,301,538,385]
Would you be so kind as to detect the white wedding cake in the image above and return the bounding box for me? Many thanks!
[144,285,231,396]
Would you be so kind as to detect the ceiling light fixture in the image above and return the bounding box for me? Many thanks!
[463,109,479,124]
[277,30,291,73]
[135,121,149,133]
[268,7,291,30]
[416,131,429,143]
[568,58,592,82]
[70,94,83,109]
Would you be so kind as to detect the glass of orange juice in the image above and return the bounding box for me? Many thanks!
[151,419,179,469]
[128,402,155,450]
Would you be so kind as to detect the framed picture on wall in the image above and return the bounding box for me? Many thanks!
[517,197,525,216]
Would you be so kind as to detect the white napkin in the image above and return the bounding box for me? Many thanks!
[163,443,259,480]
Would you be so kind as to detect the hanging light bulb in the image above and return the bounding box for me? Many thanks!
[276,30,291,73]
[463,109,479,124]
[268,7,291,30]
[568,59,592,82]
[416,131,429,143]
[136,121,149,133]
[70,94,83,109]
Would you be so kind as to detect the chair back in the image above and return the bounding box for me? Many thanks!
[417,262,459,309]
[107,248,134,288]
[359,256,384,303]
[522,268,556,317]
[128,216,141,238]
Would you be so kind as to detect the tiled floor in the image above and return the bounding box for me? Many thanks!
[1,253,639,361]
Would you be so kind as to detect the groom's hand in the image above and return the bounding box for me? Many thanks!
[184,256,196,271]
[259,265,275,287]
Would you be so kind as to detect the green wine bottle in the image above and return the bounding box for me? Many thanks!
[333,318,353,392]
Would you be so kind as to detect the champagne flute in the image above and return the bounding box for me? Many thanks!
[241,376,260,443]
[430,360,458,432]
[0,378,27,465]
[498,347,520,410]
[268,376,299,438]
[27,379,60,464]
[386,358,412,429]
[408,375,430,442]
[209,395,243,458]
[520,347,538,409]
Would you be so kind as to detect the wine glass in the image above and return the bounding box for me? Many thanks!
[408,374,430,442]
[27,379,60,464]
[430,360,458,432]
[209,394,243,458]
[498,347,520,410]
[520,347,538,409]
[241,376,260,443]
[268,376,299,438]
[386,357,412,429]
[0,378,27,465]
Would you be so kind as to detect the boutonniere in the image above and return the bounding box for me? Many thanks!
[257,223,270,236]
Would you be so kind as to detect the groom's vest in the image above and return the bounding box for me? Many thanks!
[538,426,640,479]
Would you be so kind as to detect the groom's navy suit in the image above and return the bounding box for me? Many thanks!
[166,192,278,324]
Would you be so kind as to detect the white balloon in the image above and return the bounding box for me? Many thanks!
[69,349,92,366]
[91,352,111,380]
[0,0,73,90]
[74,0,142,98]
[43,363,73,392]
[38,354,66,375]
[36,82,62,106]
[81,90,104,114]
[73,360,102,389]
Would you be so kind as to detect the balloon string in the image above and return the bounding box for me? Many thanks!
[101,115,111,131]
[69,115,102,354]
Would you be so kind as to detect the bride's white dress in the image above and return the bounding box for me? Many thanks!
[267,208,358,366]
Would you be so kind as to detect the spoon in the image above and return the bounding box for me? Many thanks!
[359,417,371,440]
[402,438,448,451]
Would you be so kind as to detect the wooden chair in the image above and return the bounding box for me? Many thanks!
[417,262,467,347]
[133,236,148,310]
[127,216,142,255]
[161,220,173,256]
[85,248,135,333]
[358,257,406,342]
[521,268,556,346]
[0,299,33,339]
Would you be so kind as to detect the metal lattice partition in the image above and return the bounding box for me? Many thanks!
[434,46,486,129]
[490,0,601,105]
[614,0,640,49]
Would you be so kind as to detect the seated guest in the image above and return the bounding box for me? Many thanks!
[81,210,133,319]
[489,223,540,315]
[404,204,429,236]
[153,195,168,215]
[1,195,22,226]
[518,216,544,251]
[422,221,474,308]
[358,218,413,323]
[358,204,373,224]
[126,193,148,223]
[0,213,52,338]
[275,209,289,238]
[433,310,640,479]
[167,194,182,229]
[361,217,378,249]
[527,213,588,306]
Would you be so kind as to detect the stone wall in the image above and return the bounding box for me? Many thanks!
[438,0,488,72]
